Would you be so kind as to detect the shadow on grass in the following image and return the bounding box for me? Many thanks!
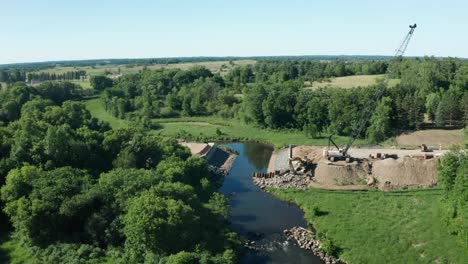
[314,209,329,217]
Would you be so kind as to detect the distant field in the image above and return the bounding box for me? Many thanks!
[70,80,92,89]
[396,129,464,148]
[36,59,256,77]
[305,74,400,89]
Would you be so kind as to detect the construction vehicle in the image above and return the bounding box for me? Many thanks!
[324,23,417,162]
[288,156,312,175]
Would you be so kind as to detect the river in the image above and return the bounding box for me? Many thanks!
[218,142,323,264]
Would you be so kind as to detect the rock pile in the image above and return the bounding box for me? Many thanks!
[284,227,344,264]
[208,165,226,176]
[253,172,309,190]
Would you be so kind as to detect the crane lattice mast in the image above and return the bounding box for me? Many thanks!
[338,24,417,157]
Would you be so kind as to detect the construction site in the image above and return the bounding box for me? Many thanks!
[253,144,445,191]
[251,23,450,193]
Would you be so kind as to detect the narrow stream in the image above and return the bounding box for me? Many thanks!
[218,142,323,264]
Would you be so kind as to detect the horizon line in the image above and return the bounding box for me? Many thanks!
[1,54,467,67]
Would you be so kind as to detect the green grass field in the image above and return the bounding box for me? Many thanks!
[70,80,92,89]
[270,188,467,264]
[83,97,367,148]
[84,98,129,129]
[305,74,400,89]
[154,117,367,148]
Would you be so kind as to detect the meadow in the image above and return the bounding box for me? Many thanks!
[270,188,467,264]
[305,74,400,89]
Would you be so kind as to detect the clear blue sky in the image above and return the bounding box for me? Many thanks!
[1,0,467,64]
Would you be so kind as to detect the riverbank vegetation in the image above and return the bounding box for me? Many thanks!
[85,98,366,148]
[0,82,241,263]
[270,188,467,263]
[88,57,467,145]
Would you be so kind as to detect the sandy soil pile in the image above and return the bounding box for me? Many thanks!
[292,145,324,162]
[372,157,438,190]
[314,161,369,186]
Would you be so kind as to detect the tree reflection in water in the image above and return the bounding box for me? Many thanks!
[243,143,273,170]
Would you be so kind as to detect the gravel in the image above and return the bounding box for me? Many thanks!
[284,227,345,264]
[253,172,310,190]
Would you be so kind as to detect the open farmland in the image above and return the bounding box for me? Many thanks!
[35,59,256,77]
[305,74,400,89]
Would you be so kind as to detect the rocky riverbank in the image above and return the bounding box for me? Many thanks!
[253,172,310,190]
[284,227,345,264]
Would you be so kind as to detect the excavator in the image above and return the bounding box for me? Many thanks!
[288,156,313,175]
[324,24,417,163]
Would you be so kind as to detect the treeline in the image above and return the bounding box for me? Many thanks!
[27,70,87,82]
[0,55,394,72]
[226,60,388,84]
[0,81,83,123]
[100,57,468,143]
[242,57,468,141]
[101,66,239,120]
[437,142,467,250]
[0,82,240,263]
[0,68,26,83]
[241,82,426,142]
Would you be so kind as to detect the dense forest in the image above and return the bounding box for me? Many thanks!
[0,82,240,263]
[100,57,468,143]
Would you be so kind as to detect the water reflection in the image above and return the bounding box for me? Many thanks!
[219,142,323,264]
[243,142,274,170]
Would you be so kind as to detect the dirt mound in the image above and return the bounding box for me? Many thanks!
[314,161,369,186]
[372,157,438,190]
[396,129,463,147]
[292,145,324,162]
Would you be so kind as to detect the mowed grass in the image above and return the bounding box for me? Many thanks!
[270,188,467,264]
[35,60,256,77]
[84,98,128,129]
[83,97,367,148]
[306,74,400,89]
[154,117,367,148]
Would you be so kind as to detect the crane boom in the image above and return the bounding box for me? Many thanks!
[341,23,417,156]
[327,24,417,160]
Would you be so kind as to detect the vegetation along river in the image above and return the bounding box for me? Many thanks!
[218,142,323,263]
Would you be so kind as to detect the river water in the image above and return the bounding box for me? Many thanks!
[218,142,323,264]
